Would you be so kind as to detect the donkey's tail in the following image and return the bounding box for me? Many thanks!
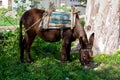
[19,18,24,62]
[19,18,23,48]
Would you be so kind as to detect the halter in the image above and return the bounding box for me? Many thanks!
[80,49,92,52]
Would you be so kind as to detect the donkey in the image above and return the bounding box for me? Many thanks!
[19,2,94,66]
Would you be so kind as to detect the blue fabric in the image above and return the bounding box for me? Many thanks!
[49,13,71,24]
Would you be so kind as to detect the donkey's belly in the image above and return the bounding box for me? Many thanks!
[37,29,61,42]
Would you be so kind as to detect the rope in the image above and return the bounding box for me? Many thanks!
[25,18,41,32]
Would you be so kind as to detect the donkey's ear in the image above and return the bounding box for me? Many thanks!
[88,33,94,48]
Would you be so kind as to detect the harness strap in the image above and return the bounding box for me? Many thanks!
[60,28,64,39]
[39,12,49,29]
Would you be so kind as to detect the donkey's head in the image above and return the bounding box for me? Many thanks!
[79,33,94,66]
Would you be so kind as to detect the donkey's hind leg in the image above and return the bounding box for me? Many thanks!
[24,33,36,62]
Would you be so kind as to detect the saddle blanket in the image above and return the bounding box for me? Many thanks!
[49,12,71,24]
[40,12,76,29]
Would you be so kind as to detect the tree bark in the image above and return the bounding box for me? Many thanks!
[85,0,120,54]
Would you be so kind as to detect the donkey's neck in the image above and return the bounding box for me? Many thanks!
[75,14,88,44]
[75,14,85,37]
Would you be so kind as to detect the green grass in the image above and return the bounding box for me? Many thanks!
[0,8,19,26]
[0,28,120,80]
[0,16,19,26]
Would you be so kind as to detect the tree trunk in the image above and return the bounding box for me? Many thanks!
[85,0,120,54]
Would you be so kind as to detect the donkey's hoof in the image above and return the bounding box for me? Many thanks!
[61,60,67,63]
[68,59,72,62]
[20,59,25,63]
[82,65,90,70]
[27,59,33,63]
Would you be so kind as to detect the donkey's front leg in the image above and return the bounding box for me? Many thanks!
[61,39,71,63]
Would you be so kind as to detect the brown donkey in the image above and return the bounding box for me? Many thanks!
[19,2,94,66]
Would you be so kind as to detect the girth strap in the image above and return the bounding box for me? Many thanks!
[60,28,64,39]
